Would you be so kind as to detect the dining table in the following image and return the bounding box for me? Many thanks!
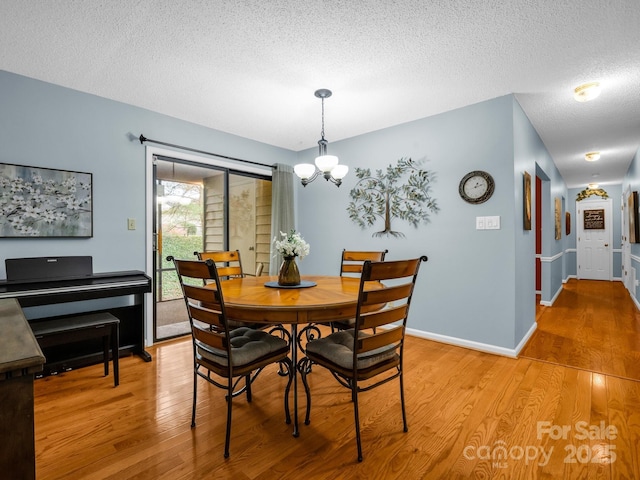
[218,274,364,437]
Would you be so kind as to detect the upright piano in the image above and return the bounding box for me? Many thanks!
[0,256,152,374]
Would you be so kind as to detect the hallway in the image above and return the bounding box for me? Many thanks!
[520,279,640,382]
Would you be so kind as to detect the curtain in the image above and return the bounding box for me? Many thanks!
[269,163,295,275]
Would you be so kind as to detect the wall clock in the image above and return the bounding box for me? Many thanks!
[459,170,495,204]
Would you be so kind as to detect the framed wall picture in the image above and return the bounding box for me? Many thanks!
[565,212,571,235]
[584,209,605,230]
[0,162,93,238]
[523,171,531,230]
[629,191,639,243]
[554,197,561,240]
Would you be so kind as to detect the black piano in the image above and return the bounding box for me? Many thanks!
[0,256,152,374]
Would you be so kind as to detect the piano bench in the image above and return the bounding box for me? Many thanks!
[31,313,120,387]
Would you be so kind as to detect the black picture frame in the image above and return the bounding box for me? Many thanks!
[0,162,93,238]
[584,209,605,230]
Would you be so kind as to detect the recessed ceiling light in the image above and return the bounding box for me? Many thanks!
[588,183,599,189]
[585,151,601,162]
[574,82,601,102]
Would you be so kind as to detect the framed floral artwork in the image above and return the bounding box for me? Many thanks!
[0,162,93,237]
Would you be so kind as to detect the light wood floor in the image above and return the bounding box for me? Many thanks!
[521,279,640,381]
[33,281,640,479]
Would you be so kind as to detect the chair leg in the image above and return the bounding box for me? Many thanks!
[191,369,198,428]
[245,375,252,402]
[400,370,408,432]
[352,382,363,462]
[224,379,233,458]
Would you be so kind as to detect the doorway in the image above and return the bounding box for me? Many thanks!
[576,198,613,281]
[152,157,272,341]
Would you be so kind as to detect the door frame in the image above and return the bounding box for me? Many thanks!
[622,186,633,293]
[144,146,272,347]
[576,197,613,281]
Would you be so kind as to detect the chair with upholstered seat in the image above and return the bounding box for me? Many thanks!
[193,250,266,329]
[168,256,293,458]
[331,249,388,332]
[301,256,427,462]
[340,249,388,277]
[195,250,265,277]
[194,250,245,279]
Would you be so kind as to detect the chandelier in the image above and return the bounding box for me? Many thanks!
[294,89,348,187]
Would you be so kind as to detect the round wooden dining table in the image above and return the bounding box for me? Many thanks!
[221,274,362,323]
[218,274,362,437]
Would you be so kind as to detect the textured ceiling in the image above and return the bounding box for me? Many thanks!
[1,0,639,188]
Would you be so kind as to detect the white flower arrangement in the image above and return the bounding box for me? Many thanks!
[273,230,310,259]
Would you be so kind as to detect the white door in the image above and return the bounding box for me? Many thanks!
[577,198,612,281]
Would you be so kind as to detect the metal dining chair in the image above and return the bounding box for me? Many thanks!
[168,256,293,458]
[193,250,267,330]
[194,250,244,279]
[301,256,427,462]
[331,249,389,332]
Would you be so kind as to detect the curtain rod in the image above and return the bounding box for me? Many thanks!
[138,134,276,169]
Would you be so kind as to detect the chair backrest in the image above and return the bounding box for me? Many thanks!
[340,249,388,277]
[352,256,427,365]
[195,250,244,279]
[255,262,264,277]
[168,256,232,359]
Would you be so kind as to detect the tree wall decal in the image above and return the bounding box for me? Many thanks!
[347,157,439,237]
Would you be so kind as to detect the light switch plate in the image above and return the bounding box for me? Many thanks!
[127,218,136,230]
[485,216,501,229]
[476,216,485,230]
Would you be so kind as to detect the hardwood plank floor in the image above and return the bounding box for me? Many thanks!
[33,282,640,479]
[521,279,640,381]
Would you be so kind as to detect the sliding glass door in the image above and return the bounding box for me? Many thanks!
[153,157,271,341]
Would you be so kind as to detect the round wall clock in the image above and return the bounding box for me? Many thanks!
[459,170,495,204]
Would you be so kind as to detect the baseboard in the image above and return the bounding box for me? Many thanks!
[514,321,538,355]
[540,284,563,306]
[631,291,640,311]
[406,324,536,359]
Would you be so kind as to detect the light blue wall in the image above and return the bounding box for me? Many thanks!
[623,146,640,299]
[565,189,578,279]
[610,184,623,280]
[0,70,295,279]
[512,100,540,346]
[1,70,571,353]
[525,118,568,305]
[295,95,548,351]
